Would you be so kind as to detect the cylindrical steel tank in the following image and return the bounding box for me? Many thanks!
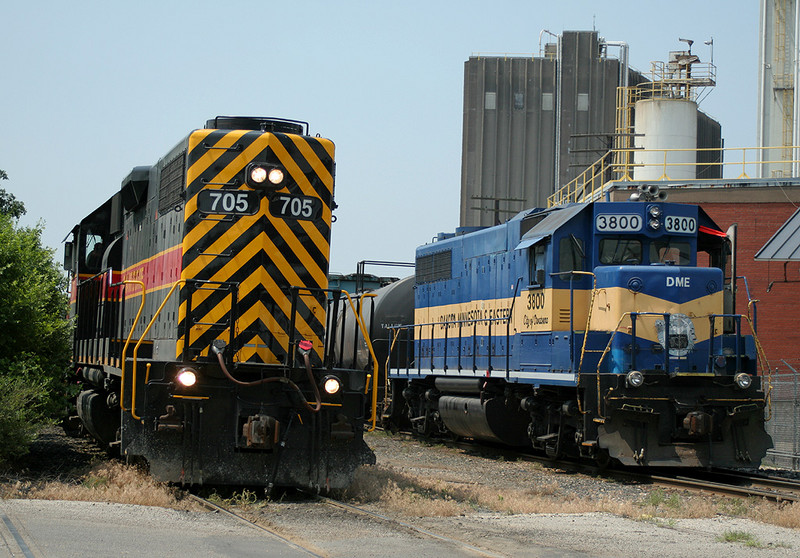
[633,98,698,181]
[335,275,415,374]
[438,396,530,446]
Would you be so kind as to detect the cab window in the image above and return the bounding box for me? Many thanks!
[651,239,691,265]
[84,234,105,272]
[599,238,642,265]
[559,235,585,273]
[529,243,547,286]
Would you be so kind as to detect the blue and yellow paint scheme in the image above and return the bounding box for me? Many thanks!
[389,199,772,467]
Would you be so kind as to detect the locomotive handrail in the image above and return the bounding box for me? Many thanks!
[742,313,773,420]
[392,313,512,378]
[339,290,380,431]
[131,280,185,421]
[549,271,597,373]
[550,270,598,416]
[116,280,146,413]
[595,310,770,419]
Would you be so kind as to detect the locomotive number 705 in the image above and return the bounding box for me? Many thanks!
[270,194,322,220]
[197,190,259,215]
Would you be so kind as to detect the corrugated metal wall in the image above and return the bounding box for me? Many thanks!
[460,30,722,227]
[460,55,556,226]
[460,31,626,227]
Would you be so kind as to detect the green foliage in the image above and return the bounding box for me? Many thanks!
[0,373,51,463]
[716,530,763,548]
[0,174,26,219]
[0,199,71,466]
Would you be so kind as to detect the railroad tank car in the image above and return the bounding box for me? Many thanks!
[64,116,377,491]
[334,276,415,419]
[386,191,773,467]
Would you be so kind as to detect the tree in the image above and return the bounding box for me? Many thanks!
[0,170,72,465]
[0,170,25,219]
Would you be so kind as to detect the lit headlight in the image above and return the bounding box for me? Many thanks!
[177,368,197,387]
[626,370,644,388]
[246,163,285,189]
[322,375,342,395]
[249,166,268,184]
[268,168,285,185]
[734,373,752,390]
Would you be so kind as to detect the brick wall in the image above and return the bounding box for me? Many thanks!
[701,203,800,372]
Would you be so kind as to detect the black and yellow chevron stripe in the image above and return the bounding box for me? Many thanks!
[176,127,334,365]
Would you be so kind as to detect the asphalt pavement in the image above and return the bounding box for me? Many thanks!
[0,499,315,558]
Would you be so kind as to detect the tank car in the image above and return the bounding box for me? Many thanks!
[64,116,377,491]
[386,192,773,467]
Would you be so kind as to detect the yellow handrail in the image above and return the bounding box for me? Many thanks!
[339,290,380,431]
[548,144,800,207]
[125,281,379,431]
[593,311,770,419]
[130,280,185,421]
[118,280,146,412]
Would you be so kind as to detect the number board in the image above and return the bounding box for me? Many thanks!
[595,214,642,232]
[269,194,322,221]
[664,216,696,234]
[197,190,260,215]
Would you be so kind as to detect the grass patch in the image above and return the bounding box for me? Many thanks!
[1,461,194,510]
[342,460,800,534]
[716,530,763,548]
[205,488,262,509]
[345,464,636,517]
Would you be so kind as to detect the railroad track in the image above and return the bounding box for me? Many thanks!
[188,491,505,558]
[650,468,800,502]
[187,493,325,557]
[400,430,800,503]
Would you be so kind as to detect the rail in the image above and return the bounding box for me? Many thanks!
[117,280,146,413]
[339,290,380,431]
[548,145,800,207]
[131,280,185,420]
[389,313,513,378]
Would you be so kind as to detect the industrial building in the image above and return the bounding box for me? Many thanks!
[460,30,721,227]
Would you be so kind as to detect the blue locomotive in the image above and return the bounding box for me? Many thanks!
[386,192,772,467]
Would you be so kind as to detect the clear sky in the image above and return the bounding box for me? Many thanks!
[1,0,760,277]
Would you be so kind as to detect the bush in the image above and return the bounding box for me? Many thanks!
[0,186,72,465]
[0,372,50,465]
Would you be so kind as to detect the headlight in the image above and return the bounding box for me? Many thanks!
[626,370,644,388]
[648,205,662,218]
[177,368,197,387]
[649,218,661,230]
[322,375,342,395]
[268,168,285,185]
[246,163,286,189]
[249,166,268,184]
[734,373,752,390]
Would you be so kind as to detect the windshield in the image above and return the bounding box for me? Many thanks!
[599,238,642,265]
[651,239,691,265]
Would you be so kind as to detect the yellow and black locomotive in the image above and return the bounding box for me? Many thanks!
[66,116,376,490]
